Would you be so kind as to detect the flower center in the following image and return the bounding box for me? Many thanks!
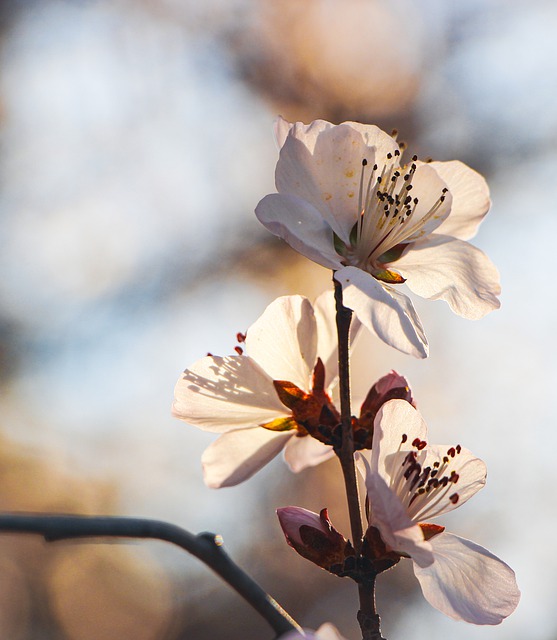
[389,434,462,522]
[336,154,448,281]
[261,358,341,444]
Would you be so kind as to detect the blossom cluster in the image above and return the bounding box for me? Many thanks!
[173,119,519,634]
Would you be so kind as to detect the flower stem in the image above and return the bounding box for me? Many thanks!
[0,513,302,638]
[333,275,363,553]
[334,276,386,640]
[357,582,386,640]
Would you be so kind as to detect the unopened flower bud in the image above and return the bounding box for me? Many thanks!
[355,371,414,449]
[277,507,353,571]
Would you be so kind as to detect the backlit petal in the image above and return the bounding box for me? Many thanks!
[202,428,292,488]
[413,532,520,624]
[428,161,490,240]
[335,266,428,358]
[371,400,428,481]
[255,193,342,270]
[279,623,349,640]
[410,445,486,519]
[276,123,397,243]
[173,356,286,433]
[283,435,334,473]
[396,235,501,319]
[395,163,453,243]
[245,296,317,391]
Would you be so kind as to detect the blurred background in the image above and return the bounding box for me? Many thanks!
[0,0,553,638]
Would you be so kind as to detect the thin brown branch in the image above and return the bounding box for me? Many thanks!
[333,275,363,552]
[0,513,301,638]
[333,276,385,640]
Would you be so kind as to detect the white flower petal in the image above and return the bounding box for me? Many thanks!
[363,471,434,568]
[415,445,486,519]
[255,193,343,270]
[280,119,336,153]
[314,623,350,640]
[274,115,294,149]
[371,400,428,481]
[279,623,348,640]
[428,161,490,240]
[396,235,501,319]
[276,123,397,243]
[334,266,428,358]
[202,428,293,488]
[413,532,520,624]
[283,435,334,473]
[245,296,317,391]
[173,356,286,433]
[401,163,453,241]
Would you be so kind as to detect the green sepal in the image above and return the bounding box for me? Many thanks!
[377,242,408,264]
[260,416,298,432]
[372,269,406,284]
[333,232,346,255]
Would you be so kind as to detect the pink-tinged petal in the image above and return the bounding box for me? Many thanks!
[369,370,412,400]
[276,124,397,243]
[371,400,428,481]
[357,463,434,568]
[357,372,414,445]
[314,623,349,640]
[277,506,324,547]
[413,532,520,624]
[283,434,334,473]
[173,356,286,433]
[255,193,343,270]
[245,296,317,391]
[279,623,348,640]
[396,235,501,319]
[428,161,490,240]
[202,428,292,488]
[411,445,486,520]
[334,266,428,359]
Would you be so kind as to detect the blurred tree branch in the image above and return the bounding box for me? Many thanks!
[0,513,301,638]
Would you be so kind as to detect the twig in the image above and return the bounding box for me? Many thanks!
[333,276,363,552]
[333,276,385,640]
[0,513,301,638]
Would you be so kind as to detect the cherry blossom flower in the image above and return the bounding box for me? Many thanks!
[256,118,500,358]
[356,399,520,624]
[173,293,358,488]
[278,624,348,640]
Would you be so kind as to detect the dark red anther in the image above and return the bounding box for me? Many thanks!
[412,438,426,450]
[449,493,459,504]
[236,332,246,343]
[234,346,244,355]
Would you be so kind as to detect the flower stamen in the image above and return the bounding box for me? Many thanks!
[344,154,449,278]
[388,439,465,522]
